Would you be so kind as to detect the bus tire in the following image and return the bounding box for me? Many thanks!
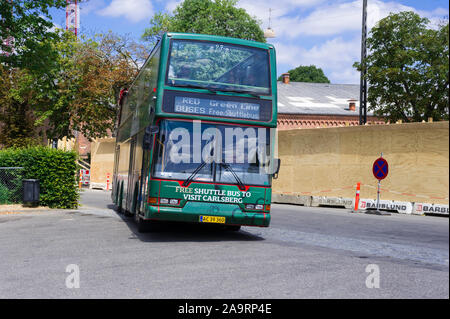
[226,225,241,231]
[126,182,139,218]
[136,216,149,233]
[136,216,160,233]
[123,209,134,218]
[135,211,161,233]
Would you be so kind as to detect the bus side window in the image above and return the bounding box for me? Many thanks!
[117,89,128,126]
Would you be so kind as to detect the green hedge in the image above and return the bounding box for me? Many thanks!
[0,146,79,208]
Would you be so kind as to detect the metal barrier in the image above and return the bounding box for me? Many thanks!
[0,167,25,204]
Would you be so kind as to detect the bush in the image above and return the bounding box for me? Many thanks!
[0,146,79,208]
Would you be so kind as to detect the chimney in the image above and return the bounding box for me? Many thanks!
[281,73,290,84]
[348,99,357,111]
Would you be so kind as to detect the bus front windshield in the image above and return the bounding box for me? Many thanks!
[166,40,271,95]
[152,120,274,186]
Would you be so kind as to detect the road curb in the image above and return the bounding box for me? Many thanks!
[272,193,449,217]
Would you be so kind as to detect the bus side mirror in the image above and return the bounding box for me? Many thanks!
[143,125,159,150]
[273,158,281,179]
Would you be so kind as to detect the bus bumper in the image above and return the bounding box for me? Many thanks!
[144,202,270,227]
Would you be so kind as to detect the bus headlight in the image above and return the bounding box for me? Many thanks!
[159,198,180,205]
[245,204,264,210]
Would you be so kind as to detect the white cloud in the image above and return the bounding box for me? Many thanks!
[165,0,326,16]
[241,0,448,84]
[81,0,106,15]
[418,7,449,29]
[238,0,325,18]
[240,0,447,38]
[268,0,419,38]
[164,0,182,13]
[273,36,361,83]
[98,0,153,23]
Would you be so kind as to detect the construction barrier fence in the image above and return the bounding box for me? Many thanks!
[273,121,449,209]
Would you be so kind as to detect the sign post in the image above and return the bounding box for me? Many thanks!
[366,153,390,216]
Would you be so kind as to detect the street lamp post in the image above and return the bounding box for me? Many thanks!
[359,0,368,125]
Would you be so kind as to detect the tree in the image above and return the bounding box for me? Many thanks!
[0,0,88,73]
[33,31,146,142]
[0,30,145,147]
[52,32,147,139]
[354,11,449,123]
[142,0,265,45]
[278,65,330,83]
[0,65,41,148]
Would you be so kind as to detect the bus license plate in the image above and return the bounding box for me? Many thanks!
[199,215,225,224]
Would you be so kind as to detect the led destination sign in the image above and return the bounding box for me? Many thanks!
[174,96,261,120]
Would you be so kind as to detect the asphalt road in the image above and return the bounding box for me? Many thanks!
[0,189,448,298]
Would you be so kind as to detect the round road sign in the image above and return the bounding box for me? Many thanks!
[372,157,389,180]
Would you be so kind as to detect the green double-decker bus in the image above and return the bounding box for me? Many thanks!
[112,33,279,232]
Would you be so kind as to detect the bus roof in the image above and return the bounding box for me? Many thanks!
[164,33,275,51]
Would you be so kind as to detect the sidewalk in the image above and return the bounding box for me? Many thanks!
[0,204,52,215]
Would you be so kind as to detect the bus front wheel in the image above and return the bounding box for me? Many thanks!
[135,213,160,233]
[136,215,148,233]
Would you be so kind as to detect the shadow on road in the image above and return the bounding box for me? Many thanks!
[107,204,265,243]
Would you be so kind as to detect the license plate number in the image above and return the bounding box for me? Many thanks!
[199,215,225,224]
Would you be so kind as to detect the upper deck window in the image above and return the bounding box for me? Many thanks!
[166,40,271,95]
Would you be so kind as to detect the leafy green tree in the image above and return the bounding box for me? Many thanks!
[142,0,265,45]
[0,65,42,148]
[35,31,145,141]
[0,0,88,73]
[141,12,173,46]
[354,11,449,122]
[278,65,330,83]
[1,30,145,147]
[168,40,256,83]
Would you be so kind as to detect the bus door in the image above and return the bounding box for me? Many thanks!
[138,145,151,214]
[138,125,157,214]
[126,137,136,212]
[112,145,120,201]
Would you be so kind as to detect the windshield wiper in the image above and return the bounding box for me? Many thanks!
[182,161,246,191]
[171,83,219,94]
[182,162,208,187]
[219,162,246,191]
[170,83,262,98]
[226,89,261,98]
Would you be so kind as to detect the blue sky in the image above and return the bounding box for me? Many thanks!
[50,0,449,84]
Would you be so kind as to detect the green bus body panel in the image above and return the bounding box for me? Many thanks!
[154,33,278,128]
[113,33,277,228]
[145,180,271,227]
[146,203,270,227]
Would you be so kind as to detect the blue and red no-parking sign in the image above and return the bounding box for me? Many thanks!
[372,157,389,180]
